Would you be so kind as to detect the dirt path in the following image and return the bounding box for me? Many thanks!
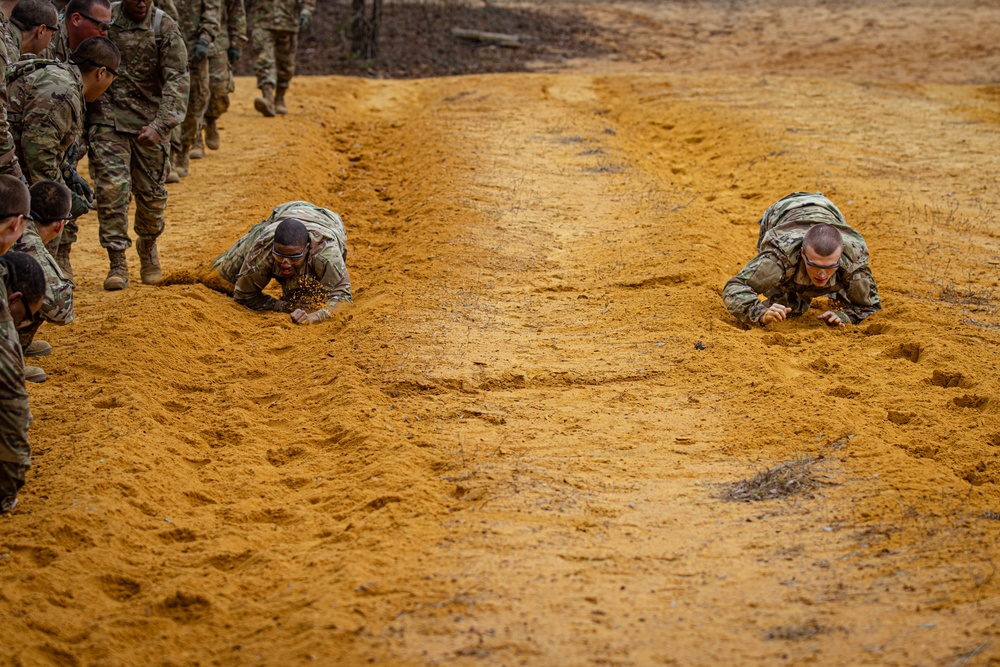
[2,4,1000,665]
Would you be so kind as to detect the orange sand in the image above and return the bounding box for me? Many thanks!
[2,1,999,664]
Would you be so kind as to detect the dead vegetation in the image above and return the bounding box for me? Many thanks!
[720,456,830,503]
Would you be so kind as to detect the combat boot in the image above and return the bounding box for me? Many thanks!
[24,340,51,357]
[166,155,181,183]
[254,84,276,117]
[204,116,221,150]
[56,243,73,278]
[190,131,205,159]
[24,366,47,383]
[104,249,129,291]
[136,236,162,285]
[274,87,288,115]
[175,149,190,178]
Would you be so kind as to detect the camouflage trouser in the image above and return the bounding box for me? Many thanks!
[212,218,272,283]
[0,460,27,512]
[253,27,297,90]
[206,50,235,118]
[181,57,211,152]
[88,124,169,251]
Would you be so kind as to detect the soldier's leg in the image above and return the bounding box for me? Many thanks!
[180,57,211,157]
[168,124,184,179]
[205,51,232,150]
[88,125,133,252]
[129,136,168,285]
[253,26,277,116]
[274,31,298,115]
[0,461,28,513]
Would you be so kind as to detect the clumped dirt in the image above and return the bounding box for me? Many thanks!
[3,0,1000,665]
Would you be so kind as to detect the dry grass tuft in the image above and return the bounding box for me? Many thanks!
[720,457,826,502]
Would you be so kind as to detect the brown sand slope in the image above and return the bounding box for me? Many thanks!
[2,2,1000,665]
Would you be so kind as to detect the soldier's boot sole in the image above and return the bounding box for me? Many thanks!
[24,366,47,383]
[166,168,181,183]
[190,144,205,160]
[205,118,221,150]
[254,96,276,117]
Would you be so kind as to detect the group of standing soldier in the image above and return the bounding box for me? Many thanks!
[0,0,317,514]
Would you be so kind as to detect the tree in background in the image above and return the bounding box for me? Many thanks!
[351,0,381,59]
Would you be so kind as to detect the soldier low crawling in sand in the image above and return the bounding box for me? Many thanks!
[211,201,351,324]
[723,192,881,328]
[12,181,75,384]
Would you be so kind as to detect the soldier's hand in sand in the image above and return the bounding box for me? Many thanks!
[761,304,792,325]
[137,125,164,147]
[816,311,845,327]
[290,308,325,325]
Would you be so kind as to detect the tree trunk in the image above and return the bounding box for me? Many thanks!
[351,0,382,60]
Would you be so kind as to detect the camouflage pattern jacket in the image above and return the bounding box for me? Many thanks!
[214,201,351,312]
[178,0,220,50]
[0,8,22,177]
[7,59,85,185]
[0,8,17,61]
[252,0,314,33]
[38,18,70,61]
[87,2,189,140]
[13,223,74,326]
[0,264,32,467]
[211,0,245,54]
[722,192,882,327]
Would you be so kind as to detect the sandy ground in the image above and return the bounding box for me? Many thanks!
[3,1,1000,665]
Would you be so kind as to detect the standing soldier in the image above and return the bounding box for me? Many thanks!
[39,0,112,62]
[88,0,189,290]
[7,37,119,276]
[0,0,24,179]
[9,0,58,57]
[169,0,219,178]
[202,0,244,150]
[251,0,312,117]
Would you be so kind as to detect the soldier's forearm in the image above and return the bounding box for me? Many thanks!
[236,291,283,311]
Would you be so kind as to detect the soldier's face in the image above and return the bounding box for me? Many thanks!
[69,5,112,47]
[122,0,149,21]
[271,242,308,278]
[801,246,842,287]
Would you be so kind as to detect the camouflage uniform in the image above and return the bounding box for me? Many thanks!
[0,263,32,512]
[7,59,85,185]
[213,201,351,313]
[722,192,882,327]
[206,0,245,118]
[87,2,189,251]
[0,8,24,178]
[12,223,74,348]
[252,0,313,92]
[174,0,220,155]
